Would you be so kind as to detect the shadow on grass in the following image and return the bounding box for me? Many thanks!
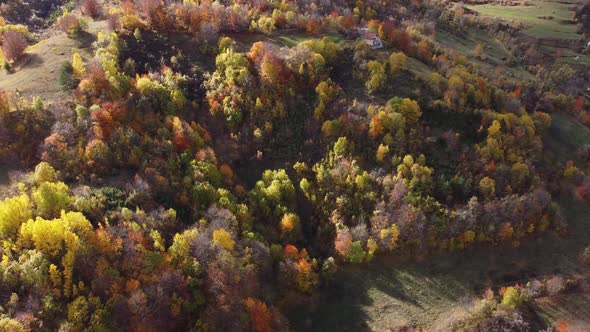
[289,195,590,331]
[74,31,98,49]
[18,53,44,70]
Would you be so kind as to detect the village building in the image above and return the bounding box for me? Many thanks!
[357,28,384,49]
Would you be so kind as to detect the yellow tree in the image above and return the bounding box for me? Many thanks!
[19,211,92,297]
[72,52,86,79]
[389,52,407,75]
[0,194,31,240]
[212,229,235,251]
[398,98,421,125]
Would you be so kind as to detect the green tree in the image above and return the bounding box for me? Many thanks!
[333,136,349,157]
[347,241,366,263]
[250,169,296,220]
[501,287,522,308]
[33,182,71,218]
[59,61,79,90]
[33,161,58,184]
[67,296,90,329]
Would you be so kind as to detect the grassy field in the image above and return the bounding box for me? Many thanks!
[466,0,590,66]
[231,30,346,52]
[289,113,590,331]
[0,20,105,104]
[466,1,582,40]
[290,197,590,331]
[543,112,590,164]
[435,26,535,81]
[272,31,346,48]
[533,292,590,331]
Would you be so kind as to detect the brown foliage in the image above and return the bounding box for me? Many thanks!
[56,14,80,34]
[244,298,272,332]
[91,108,115,140]
[2,30,27,61]
[82,0,101,18]
[306,18,322,35]
[107,13,121,31]
[334,229,352,256]
[76,64,110,104]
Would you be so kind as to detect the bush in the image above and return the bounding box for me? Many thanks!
[2,30,28,61]
[59,61,79,90]
[81,0,101,19]
[56,13,88,38]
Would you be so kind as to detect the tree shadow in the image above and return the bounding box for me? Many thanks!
[289,196,590,331]
[289,260,466,331]
[74,31,98,49]
[8,53,44,72]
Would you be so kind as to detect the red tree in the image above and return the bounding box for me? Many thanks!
[244,298,272,332]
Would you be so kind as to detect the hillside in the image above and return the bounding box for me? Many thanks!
[0,0,590,331]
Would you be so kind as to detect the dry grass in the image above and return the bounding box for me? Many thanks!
[0,20,106,104]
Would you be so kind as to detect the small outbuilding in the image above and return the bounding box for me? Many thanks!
[357,28,383,49]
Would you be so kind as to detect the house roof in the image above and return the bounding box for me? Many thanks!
[357,28,377,40]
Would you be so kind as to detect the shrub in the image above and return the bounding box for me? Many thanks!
[81,0,101,19]
[56,13,88,38]
[2,30,27,62]
[59,61,79,90]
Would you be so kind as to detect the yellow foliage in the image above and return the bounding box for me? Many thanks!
[19,211,92,297]
[488,120,501,137]
[212,229,235,251]
[478,177,496,198]
[379,224,400,250]
[464,230,476,244]
[280,213,299,236]
[72,53,86,79]
[398,98,421,124]
[0,194,32,240]
[295,258,318,293]
[49,264,61,288]
[376,144,389,163]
